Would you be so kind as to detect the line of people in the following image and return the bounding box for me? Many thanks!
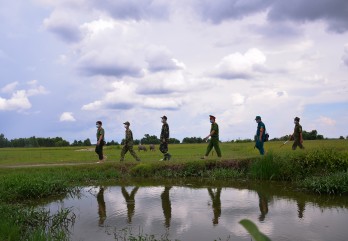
[94,114,305,162]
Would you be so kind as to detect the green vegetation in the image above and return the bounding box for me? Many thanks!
[0,140,347,239]
[239,219,272,241]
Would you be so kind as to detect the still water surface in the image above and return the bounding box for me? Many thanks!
[43,181,348,241]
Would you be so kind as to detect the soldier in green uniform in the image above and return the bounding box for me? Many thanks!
[255,116,266,155]
[201,115,221,159]
[291,117,304,150]
[120,121,141,162]
[95,121,105,163]
[159,116,171,161]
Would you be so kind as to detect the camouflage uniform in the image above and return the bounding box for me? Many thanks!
[160,122,171,160]
[292,123,304,150]
[205,122,222,157]
[120,129,141,162]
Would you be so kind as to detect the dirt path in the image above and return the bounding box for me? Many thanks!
[0,162,102,168]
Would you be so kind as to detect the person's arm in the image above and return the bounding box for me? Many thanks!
[259,128,264,142]
[204,130,215,141]
[300,132,303,143]
[97,129,104,145]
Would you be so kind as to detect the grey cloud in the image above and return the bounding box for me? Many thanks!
[106,102,134,110]
[193,0,348,33]
[193,0,273,24]
[249,22,302,39]
[136,87,173,95]
[342,45,348,67]
[268,0,348,33]
[146,54,182,73]
[90,0,170,21]
[48,25,83,43]
[79,64,143,78]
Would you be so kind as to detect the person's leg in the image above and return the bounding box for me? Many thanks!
[256,140,264,155]
[298,142,305,149]
[160,143,169,160]
[120,146,128,161]
[129,146,141,161]
[212,139,222,157]
[205,141,214,157]
[259,141,264,155]
[292,141,298,150]
[99,143,104,161]
[96,144,103,161]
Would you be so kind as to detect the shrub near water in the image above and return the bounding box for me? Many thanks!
[0,173,69,202]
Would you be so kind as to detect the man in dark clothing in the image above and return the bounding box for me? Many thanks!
[255,116,266,155]
[291,117,304,150]
[159,116,171,161]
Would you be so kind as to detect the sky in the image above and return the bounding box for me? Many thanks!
[0,0,347,143]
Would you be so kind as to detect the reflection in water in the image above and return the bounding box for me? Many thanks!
[44,182,348,241]
[207,188,222,225]
[161,186,172,228]
[121,186,139,223]
[257,192,269,222]
[297,199,306,219]
[97,187,106,226]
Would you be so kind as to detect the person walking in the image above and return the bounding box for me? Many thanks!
[291,117,304,150]
[120,121,141,162]
[159,116,171,161]
[201,115,221,159]
[254,116,266,155]
[95,121,106,163]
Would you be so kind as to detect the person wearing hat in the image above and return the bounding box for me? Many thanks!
[120,121,141,162]
[255,116,266,155]
[95,121,106,163]
[290,117,304,150]
[159,116,171,161]
[201,115,221,159]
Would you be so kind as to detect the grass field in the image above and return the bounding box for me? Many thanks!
[1,140,347,166]
[0,140,347,240]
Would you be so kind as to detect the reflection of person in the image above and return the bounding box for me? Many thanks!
[297,200,306,219]
[120,122,141,162]
[161,186,172,228]
[95,121,106,163]
[159,116,171,161]
[201,115,221,159]
[121,186,139,223]
[291,117,305,150]
[254,116,266,155]
[97,187,106,226]
[207,188,222,225]
[257,192,269,221]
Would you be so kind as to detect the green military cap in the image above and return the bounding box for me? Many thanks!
[255,116,261,120]
[161,115,167,120]
[123,121,130,126]
[294,117,300,121]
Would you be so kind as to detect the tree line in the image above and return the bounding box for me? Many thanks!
[0,130,345,148]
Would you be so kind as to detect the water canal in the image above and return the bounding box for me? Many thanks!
[42,180,348,241]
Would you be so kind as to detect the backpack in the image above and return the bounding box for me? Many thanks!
[264,132,269,142]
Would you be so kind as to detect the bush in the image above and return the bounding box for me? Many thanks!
[300,171,348,195]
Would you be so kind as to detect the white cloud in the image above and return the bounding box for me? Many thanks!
[59,112,76,122]
[212,48,267,79]
[317,116,336,126]
[1,82,18,93]
[0,90,31,111]
[0,81,48,112]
